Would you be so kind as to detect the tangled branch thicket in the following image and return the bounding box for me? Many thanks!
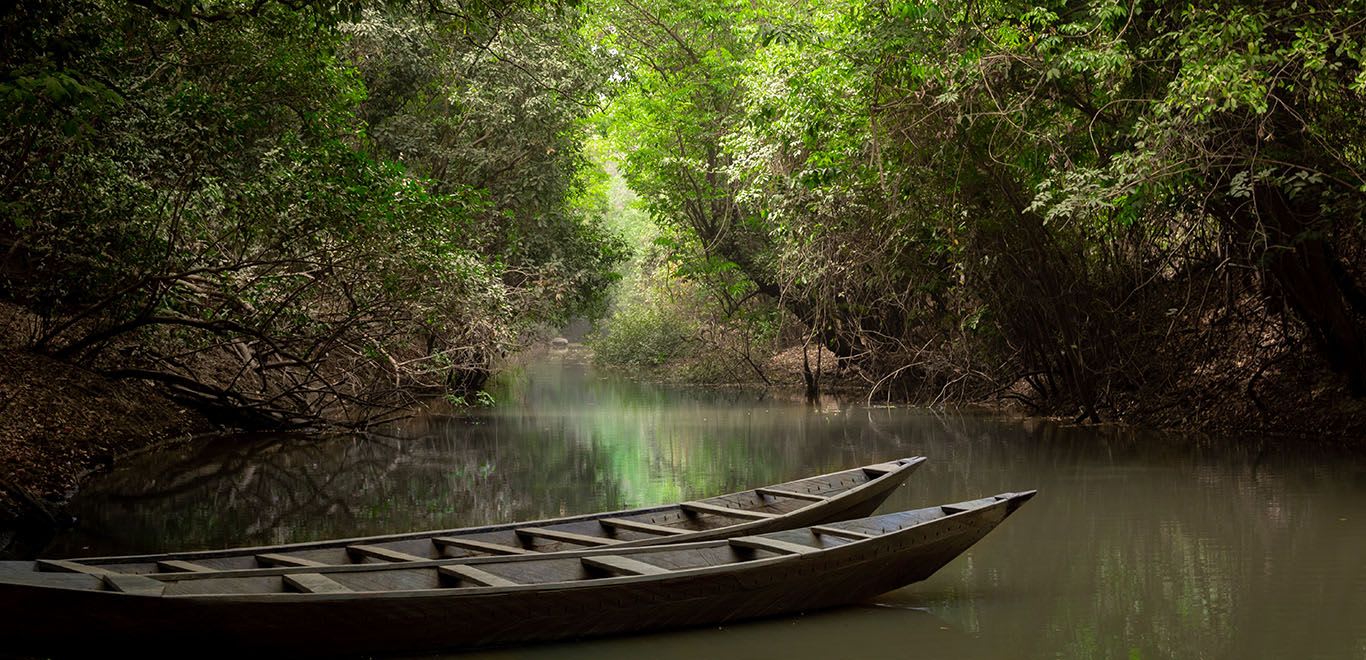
[1,0,624,426]
[594,0,1366,431]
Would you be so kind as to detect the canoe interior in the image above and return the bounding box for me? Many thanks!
[12,492,1033,598]
[42,458,923,576]
[0,490,1035,658]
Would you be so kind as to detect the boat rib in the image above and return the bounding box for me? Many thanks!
[728,536,819,555]
[597,518,689,536]
[755,487,827,502]
[515,527,622,546]
[348,545,428,563]
[156,560,213,573]
[257,553,327,568]
[102,574,164,596]
[581,555,670,576]
[438,564,519,588]
[809,525,875,540]
[680,501,780,519]
[285,573,350,594]
[433,537,531,556]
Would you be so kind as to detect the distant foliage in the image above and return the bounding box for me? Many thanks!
[591,0,1366,420]
[591,303,692,368]
[586,144,781,383]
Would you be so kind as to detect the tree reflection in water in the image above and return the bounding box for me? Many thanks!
[41,354,1366,660]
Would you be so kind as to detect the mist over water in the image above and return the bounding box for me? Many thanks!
[50,350,1366,659]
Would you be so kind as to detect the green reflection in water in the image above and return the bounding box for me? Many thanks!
[43,349,1366,660]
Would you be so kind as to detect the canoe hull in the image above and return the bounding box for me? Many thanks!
[0,497,1021,657]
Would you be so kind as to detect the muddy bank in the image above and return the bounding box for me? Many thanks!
[0,350,211,528]
[590,342,1366,440]
[4,332,1360,543]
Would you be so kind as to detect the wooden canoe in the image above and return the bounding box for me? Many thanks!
[30,457,924,576]
[0,490,1035,657]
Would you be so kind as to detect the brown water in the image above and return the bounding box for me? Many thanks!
[45,350,1366,659]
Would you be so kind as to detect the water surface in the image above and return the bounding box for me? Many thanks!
[49,350,1366,659]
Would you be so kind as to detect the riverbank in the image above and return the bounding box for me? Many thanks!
[22,354,1366,659]
[0,350,210,527]
[4,331,1360,535]
[589,341,1366,440]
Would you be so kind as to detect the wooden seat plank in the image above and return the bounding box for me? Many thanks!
[346,544,429,563]
[582,555,671,577]
[515,527,621,546]
[433,537,531,556]
[729,536,819,555]
[36,559,117,576]
[681,501,779,520]
[284,573,350,594]
[256,553,328,568]
[810,525,875,540]
[599,518,690,536]
[439,564,518,588]
[862,462,902,475]
[103,574,166,596]
[0,572,104,590]
[157,559,213,573]
[755,487,828,502]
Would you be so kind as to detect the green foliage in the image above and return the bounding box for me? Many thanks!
[0,0,627,421]
[347,4,628,324]
[590,0,1366,411]
[5,0,1363,420]
[444,390,496,407]
[591,303,693,368]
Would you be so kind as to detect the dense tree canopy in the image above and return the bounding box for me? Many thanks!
[2,0,1363,428]
[0,0,623,425]
[593,0,1366,423]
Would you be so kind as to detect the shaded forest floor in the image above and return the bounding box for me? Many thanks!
[1111,343,1366,439]
[0,350,209,526]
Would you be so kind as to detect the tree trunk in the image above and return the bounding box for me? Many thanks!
[1247,184,1366,394]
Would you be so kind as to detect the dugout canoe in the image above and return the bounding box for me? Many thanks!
[26,457,924,576]
[0,490,1035,657]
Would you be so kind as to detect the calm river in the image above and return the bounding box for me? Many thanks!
[45,349,1366,659]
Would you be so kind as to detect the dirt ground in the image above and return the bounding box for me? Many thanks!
[0,350,209,525]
